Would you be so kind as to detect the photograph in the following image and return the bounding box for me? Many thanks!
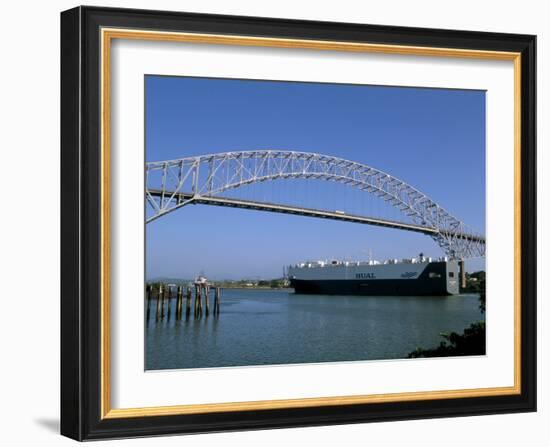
[144,75,487,371]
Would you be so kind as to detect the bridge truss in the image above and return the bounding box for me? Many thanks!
[145,150,485,259]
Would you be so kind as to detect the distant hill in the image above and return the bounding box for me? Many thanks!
[147,277,287,286]
[147,278,193,285]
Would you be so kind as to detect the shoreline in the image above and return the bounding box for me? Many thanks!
[217,286,293,291]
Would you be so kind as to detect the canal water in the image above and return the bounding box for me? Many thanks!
[145,289,484,370]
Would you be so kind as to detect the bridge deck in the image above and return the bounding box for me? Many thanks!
[148,190,441,235]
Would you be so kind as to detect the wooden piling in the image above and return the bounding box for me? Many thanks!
[156,284,163,320]
[167,285,172,320]
[176,286,183,319]
[194,284,201,319]
[193,284,199,318]
[146,285,152,321]
[204,284,210,316]
[186,287,191,319]
[214,287,221,315]
[161,284,166,319]
[213,287,217,314]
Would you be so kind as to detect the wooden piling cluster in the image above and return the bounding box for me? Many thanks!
[146,282,221,322]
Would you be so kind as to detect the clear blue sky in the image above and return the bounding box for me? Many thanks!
[145,75,486,279]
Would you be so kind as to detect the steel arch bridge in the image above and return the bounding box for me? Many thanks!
[145,150,485,259]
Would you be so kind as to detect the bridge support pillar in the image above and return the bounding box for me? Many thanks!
[459,259,467,290]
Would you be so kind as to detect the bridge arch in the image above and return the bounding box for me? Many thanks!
[146,150,485,258]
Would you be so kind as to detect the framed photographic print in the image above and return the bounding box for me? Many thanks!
[60,6,536,441]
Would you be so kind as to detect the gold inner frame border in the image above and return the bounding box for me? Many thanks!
[100,27,522,419]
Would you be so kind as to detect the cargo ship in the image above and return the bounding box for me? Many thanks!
[287,254,460,296]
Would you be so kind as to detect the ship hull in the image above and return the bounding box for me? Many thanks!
[290,278,452,296]
[288,261,459,296]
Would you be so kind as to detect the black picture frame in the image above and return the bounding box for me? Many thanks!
[61,5,536,441]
